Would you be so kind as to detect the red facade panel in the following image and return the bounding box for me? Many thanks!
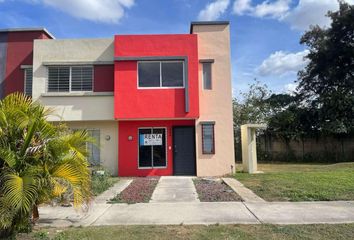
[118,120,195,176]
[94,65,114,92]
[114,34,199,120]
[4,31,52,96]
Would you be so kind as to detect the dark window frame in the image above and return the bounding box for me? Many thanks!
[24,67,33,97]
[138,127,168,169]
[47,65,94,93]
[202,62,213,90]
[201,123,215,154]
[137,61,185,89]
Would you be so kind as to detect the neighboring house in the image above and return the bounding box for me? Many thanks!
[0,21,235,177]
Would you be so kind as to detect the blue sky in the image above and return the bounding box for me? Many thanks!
[0,0,351,98]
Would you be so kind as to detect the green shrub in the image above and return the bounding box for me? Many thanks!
[91,167,118,196]
[33,231,49,240]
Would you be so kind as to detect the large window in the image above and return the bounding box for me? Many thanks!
[47,66,93,92]
[138,128,166,168]
[24,68,33,97]
[202,123,215,154]
[138,61,184,88]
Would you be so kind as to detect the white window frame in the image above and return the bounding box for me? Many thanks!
[137,127,168,169]
[86,128,100,166]
[46,65,94,93]
[137,61,185,89]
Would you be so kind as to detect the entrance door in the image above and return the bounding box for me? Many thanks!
[173,126,196,175]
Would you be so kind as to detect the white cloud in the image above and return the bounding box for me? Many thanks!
[282,0,354,30]
[233,0,252,15]
[233,0,291,19]
[253,0,290,18]
[198,0,230,21]
[257,50,309,76]
[38,0,134,23]
[233,0,354,30]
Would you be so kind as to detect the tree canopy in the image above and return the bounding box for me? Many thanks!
[297,1,354,134]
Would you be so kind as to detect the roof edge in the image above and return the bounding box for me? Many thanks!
[190,21,229,34]
[0,27,55,39]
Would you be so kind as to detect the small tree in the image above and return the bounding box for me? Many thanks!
[0,93,93,237]
[233,80,272,130]
[233,80,272,161]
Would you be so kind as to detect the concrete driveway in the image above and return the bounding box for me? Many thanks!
[150,176,199,203]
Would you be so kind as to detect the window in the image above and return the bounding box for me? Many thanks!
[202,123,215,154]
[87,129,100,166]
[138,61,184,88]
[24,68,33,97]
[138,62,160,87]
[71,66,93,91]
[138,128,167,168]
[47,66,93,92]
[202,62,212,90]
[161,62,184,87]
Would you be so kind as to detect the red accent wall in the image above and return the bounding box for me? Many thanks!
[4,31,52,96]
[94,65,114,92]
[114,34,199,119]
[118,120,194,176]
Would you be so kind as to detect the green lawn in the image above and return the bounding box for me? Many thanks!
[19,224,354,240]
[235,162,354,201]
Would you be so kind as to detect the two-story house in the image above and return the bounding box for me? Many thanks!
[0,21,235,177]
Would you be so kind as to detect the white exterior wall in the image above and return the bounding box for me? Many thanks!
[32,38,114,121]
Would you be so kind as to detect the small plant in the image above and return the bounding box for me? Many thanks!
[53,232,67,240]
[33,231,49,240]
[91,166,118,196]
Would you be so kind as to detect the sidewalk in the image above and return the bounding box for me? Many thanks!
[39,200,354,226]
[38,178,354,227]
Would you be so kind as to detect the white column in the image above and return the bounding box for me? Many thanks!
[241,124,266,173]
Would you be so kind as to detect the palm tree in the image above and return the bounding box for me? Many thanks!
[0,93,92,236]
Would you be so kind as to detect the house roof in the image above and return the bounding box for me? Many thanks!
[0,27,55,39]
[190,21,229,34]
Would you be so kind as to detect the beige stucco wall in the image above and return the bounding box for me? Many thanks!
[193,24,235,176]
[66,121,118,176]
[39,94,114,121]
[32,38,114,121]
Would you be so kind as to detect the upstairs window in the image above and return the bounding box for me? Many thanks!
[201,60,213,90]
[202,63,212,90]
[24,68,33,97]
[138,61,184,88]
[202,123,215,154]
[47,66,93,92]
